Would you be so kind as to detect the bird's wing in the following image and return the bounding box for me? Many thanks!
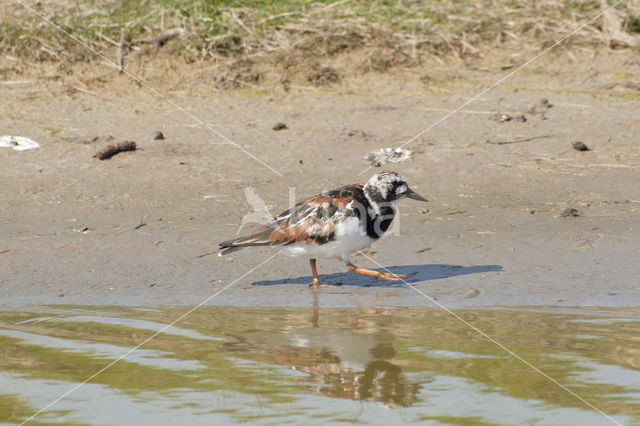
[219,185,364,251]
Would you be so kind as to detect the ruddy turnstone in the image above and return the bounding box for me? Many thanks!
[219,171,428,287]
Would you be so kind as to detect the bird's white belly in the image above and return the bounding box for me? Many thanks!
[280,216,374,262]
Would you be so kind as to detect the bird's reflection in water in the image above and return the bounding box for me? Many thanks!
[229,290,421,407]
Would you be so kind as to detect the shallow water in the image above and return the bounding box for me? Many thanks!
[1,300,639,425]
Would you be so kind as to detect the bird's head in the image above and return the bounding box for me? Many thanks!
[363,171,428,204]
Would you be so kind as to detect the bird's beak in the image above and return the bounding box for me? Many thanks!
[406,187,428,202]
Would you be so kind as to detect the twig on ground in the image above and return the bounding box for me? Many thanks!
[134,221,147,230]
[117,28,128,73]
[93,141,136,160]
[196,251,217,258]
[97,30,121,48]
[259,11,301,24]
[230,11,253,34]
[71,86,100,97]
[486,135,550,145]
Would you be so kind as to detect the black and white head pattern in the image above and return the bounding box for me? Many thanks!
[363,171,409,204]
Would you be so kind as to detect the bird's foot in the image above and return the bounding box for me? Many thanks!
[347,263,408,282]
[375,271,408,281]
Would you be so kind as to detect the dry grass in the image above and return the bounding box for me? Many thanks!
[1,0,639,84]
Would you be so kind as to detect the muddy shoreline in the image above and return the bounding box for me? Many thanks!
[1,52,639,308]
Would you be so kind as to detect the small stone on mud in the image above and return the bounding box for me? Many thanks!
[572,141,589,151]
[152,130,164,140]
[559,208,580,218]
[273,122,288,131]
[494,114,526,123]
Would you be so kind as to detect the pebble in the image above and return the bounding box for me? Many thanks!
[494,114,526,123]
[572,141,589,151]
[559,208,580,218]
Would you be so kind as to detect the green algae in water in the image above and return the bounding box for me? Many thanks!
[0,305,638,425]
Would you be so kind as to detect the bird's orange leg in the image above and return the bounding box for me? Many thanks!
[346,263,408,281]
[307,259,342,288]
[308,258,321,287]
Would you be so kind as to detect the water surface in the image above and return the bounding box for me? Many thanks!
[1,301,638,425]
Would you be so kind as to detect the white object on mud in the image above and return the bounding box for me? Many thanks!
[0,136,40,151]
[364,147,412,166]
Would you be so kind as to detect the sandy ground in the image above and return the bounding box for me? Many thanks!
[1,51,639,308]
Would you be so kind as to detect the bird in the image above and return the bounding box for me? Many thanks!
[218,171,428,287]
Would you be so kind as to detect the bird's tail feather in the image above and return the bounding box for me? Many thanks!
[218,229,273,256]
